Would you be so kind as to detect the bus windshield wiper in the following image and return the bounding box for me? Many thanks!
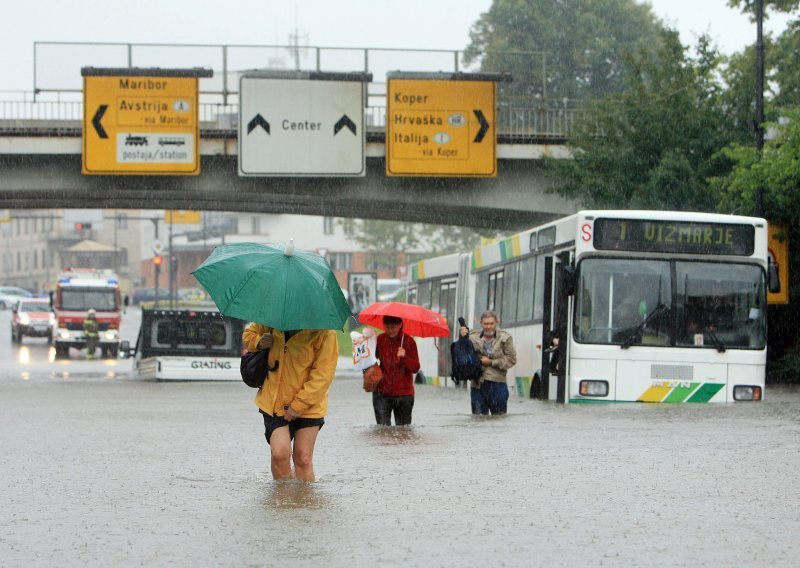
[703,328,727,353]
[620,302,667,350]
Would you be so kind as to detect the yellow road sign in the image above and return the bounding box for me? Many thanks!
[768,224,789,304]
[82,68,210,175]
[386,77,497,177]
[164,210,201,224]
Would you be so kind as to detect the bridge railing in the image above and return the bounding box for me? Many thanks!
[0,98,581,139]
[2,41,585,138]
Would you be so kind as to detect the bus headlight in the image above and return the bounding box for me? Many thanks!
[579,380,609,397]
[733,385,762,401]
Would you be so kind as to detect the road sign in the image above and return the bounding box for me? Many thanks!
[238,71,371,177]
[165,210,201,224]
[386,74,500,177]
[150,239,165,255]
[0,209,10,223]
[82,67,211,175]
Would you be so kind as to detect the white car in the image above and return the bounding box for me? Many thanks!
[0,286,33,310]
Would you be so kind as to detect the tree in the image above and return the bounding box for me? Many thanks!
[771,19,800,108]
[728,0,799,13]
[549,29,737,211]
[464,0,665,101]
[711,109,800,380]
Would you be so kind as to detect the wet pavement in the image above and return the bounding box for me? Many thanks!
[2,368,800,567]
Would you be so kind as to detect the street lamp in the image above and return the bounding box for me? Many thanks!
[755,0,765,217]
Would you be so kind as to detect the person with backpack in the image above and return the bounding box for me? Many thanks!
[459,310,517,415]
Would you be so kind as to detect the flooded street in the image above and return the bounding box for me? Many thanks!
[2,365,799,567]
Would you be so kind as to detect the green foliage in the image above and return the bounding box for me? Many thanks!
[771,20,800,107]
[713,108,800,223]
[465,0,664,100]
[549,29,736,211]
[728,0,800,13]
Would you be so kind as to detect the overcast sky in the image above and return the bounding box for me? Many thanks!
[0,0,794,92]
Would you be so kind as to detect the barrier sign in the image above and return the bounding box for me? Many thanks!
[165,210,201,224]
[239,71,371,177]
[386,75,500,177]
[82,67,211,175]
[768,224,789,304]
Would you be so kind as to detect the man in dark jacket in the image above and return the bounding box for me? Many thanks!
[374,315,420,426]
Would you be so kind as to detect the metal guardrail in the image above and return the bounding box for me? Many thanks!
[0,99,580,139]
[0,41,582,139]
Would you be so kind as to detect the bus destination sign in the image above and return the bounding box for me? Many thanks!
[593,219,755,256]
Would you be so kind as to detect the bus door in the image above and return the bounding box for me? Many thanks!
[437,279,458,381]
[541,251,573,403]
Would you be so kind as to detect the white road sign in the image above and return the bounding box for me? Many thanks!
[238,73,367,177]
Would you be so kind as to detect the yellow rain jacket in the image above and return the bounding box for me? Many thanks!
[242,323,338,419]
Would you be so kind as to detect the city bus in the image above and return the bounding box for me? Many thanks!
[120,308,244,381]
[407,210,779,403]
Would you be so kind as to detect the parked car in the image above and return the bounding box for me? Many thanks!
[131,287,170,305]
[0,286,33,310]
[11,298,56,343]
[177,287,208,302]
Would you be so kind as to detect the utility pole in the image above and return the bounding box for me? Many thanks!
[754,0,765,217]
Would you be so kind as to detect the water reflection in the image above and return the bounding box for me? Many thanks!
[17,346,30,364]
[263,480,331,510]
[361,425,428,446]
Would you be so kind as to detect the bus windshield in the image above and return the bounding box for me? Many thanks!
[574,258,766,350]
[61,288,118,311]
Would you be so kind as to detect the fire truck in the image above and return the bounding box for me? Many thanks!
[51,268,126,359]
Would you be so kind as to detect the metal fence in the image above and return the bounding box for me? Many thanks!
[0,42,584,138]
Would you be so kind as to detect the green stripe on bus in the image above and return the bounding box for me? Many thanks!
[410,264,418,281]
[663,383,700,403]
[500,239,510,261]
[515,376,531,398]
[686,383,724,403]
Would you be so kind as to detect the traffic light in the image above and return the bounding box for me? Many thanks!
[170,256,178,272]
[74,222,92,231]
[153,256,163,266]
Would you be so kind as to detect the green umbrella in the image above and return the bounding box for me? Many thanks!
[192,241,351,330]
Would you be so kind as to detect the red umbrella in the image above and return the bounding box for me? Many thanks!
[358,302,450,338]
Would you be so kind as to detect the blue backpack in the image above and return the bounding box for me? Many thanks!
[451,317,482,384]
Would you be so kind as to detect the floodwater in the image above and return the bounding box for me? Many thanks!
[2,370,799,567]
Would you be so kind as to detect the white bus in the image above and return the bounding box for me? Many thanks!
[407,210,779,403]
[121,308,244,381]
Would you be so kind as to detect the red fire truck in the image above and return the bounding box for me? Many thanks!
[51,268,126,359]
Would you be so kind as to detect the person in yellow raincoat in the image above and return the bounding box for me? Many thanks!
[242,323,338,482]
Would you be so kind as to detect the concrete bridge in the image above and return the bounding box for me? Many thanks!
[0,43,580,231]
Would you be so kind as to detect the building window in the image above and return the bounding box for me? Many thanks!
[327,252,352,271]
[250,215,261,234]
[323,217,335,235]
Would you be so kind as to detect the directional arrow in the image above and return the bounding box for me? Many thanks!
[92,105,108,139]
[473,110,490,143]
[247,114,270,135]
[334,115,357,136]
